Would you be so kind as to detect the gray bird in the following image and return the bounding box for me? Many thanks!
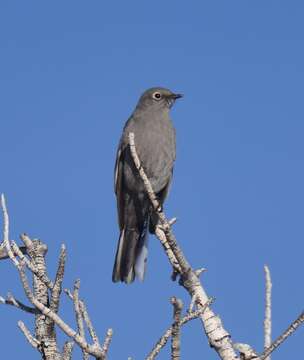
[112,87,182,284]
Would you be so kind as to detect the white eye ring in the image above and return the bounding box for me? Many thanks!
[152,92,162,100]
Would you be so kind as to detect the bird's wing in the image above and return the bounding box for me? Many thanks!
[114,143,127,230]
[113,139,150,283]
[149,169,174,233]
[158,169,174,204]
[114,146,122,195]
[114,115,134,194]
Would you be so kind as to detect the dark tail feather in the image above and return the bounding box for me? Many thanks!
[112,220,149,284]
[112,229,127,282]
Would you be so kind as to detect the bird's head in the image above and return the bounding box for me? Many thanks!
[136,87,183,111]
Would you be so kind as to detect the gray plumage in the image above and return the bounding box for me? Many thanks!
[112,87,182,284]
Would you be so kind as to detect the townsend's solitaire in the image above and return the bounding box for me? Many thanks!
[112,87,182,283]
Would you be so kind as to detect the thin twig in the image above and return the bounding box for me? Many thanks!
[0,194,19,267]
[64,288,74,301]
[73,279,89,360]
[101,328,113,358]
[81,300,100,347]
[264,265,272,360]
[0,292,39,314]
[168,218,177,226]
[49,244,66,313]
[171,297,183,360]
[259,311,304,360]
[18,320,40,349]
[180,298,214,326]
[65,288,101,347]
[146,298,213,360]
[194,268,206,277]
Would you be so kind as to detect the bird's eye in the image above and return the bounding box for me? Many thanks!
[152,92,162,100]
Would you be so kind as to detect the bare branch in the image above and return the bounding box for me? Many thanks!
[146,297,213,360]
[263,265,272,360]
[194,268,206,277]
[11,240,54,289]
[259,311,304,360]
[65,288,101,347]
[1,196,113,359]
[0,245,27,260]
[64,288,73,299]
[155,226,182,274]
[168,217,177,226]
[16,264,106,358]
[62,341,74,360]
[81,300,101,347]
[171,297,183,360]
[101,328,113,357]
[129,133,238,360]
[18,320,40,349]
[73,279,89,360]
[180,297,214,325]
[49,245,66,313]
[129,133,189,274]
[0,194,20,267]
[21,250,113,358]
[27,239,57,358]
[0,292,39,314]
[234,343,258,359]
[18,232,31,246]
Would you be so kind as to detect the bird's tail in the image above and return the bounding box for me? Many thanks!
[112,217,149,284]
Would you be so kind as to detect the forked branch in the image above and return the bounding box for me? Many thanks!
[0,194,112,360]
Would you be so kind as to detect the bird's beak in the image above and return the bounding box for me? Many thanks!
[172,93,183,100]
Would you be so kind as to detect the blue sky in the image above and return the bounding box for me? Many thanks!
[1,1,304,359]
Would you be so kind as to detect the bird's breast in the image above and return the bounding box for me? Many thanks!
[123,113,176,193]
